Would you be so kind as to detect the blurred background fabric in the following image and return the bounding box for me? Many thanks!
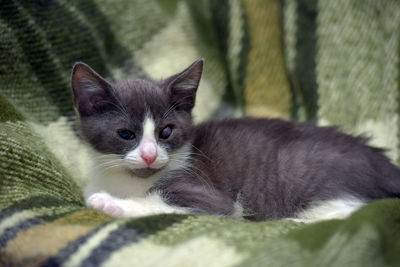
[1,0,400,266]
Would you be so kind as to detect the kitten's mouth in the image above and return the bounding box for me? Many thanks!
[129,167,160,178]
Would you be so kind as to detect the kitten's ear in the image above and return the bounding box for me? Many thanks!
[71,62,114,116]
[164,58,203,112]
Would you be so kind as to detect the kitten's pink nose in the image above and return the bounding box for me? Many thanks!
[140,140,157,166]
[142,154,157,166]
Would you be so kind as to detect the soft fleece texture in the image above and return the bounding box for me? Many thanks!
[1,0,400,266]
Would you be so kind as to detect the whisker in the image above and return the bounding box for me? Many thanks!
[190,145,212,162]
[93,153,124,159]
[162,96,196,119]
[167,158,217,195]
[93,160,124,168]
[102,163,126,172]
[94,157,124,163]
[91,157,127,171]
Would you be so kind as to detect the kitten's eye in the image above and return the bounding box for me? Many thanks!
[160,125,173,139]
[117,129,135,140]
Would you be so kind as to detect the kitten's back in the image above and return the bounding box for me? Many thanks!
[189,118,400,220]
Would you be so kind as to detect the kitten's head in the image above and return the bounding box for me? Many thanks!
[71,59,203,177]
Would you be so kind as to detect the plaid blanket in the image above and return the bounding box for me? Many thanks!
[1,0,400,266]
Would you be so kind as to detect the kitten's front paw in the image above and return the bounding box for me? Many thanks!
[87,192,124,217]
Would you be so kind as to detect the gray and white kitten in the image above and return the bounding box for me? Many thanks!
[72,59,400,222]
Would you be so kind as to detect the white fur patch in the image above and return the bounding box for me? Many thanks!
[291,197,365,223]
[87,191,187,218]
[125,116,169,170]
[142,115,155,138]
[231,201,245,219]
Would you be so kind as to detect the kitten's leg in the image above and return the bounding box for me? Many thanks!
[86,191,188,218]
[287,198,365,223]
[87,180,239,218]
[155,180,238,218]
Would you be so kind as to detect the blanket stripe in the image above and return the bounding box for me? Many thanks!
[80,226,141,267]
[0,217,45,249]
[242,0,291,118]
[0,207,82,248]
[293,0,318,121]
[53,222,122,267]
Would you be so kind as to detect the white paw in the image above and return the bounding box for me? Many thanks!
[87,192,124,217]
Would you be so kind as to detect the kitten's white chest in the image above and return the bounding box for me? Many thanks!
[84,143,191,200]
[84,167,160,199]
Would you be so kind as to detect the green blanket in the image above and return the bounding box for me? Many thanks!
[1,0,400,266]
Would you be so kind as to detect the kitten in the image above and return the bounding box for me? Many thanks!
[71,59,400,222]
